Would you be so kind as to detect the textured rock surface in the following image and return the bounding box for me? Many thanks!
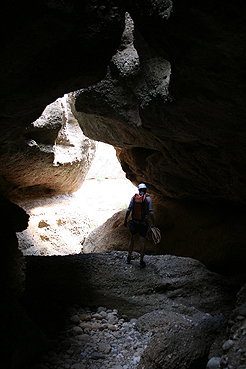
[0,1,245,271]
[0,0,125,127]
[25,252,237,319]
[83,200,246,281]
[24,252,238,368]
[1,95,96,199]
[1,1,246,368]
[137,311,225,369]
[70,4,246,279]
[0,195,50,369]
[72,5,246,204]
[0,0,124,199]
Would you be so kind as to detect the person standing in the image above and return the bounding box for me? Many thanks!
[124,183,155,267]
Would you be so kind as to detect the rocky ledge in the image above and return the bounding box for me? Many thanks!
[20,251,246,369]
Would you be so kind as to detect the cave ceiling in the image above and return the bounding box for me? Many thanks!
[0,0,246,205]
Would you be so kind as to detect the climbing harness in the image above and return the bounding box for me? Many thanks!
[146,225,162,244]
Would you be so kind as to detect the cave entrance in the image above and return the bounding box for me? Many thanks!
[17,141,136,256]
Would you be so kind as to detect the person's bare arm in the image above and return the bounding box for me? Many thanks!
[149,210,155,227]
[124,209,131,227]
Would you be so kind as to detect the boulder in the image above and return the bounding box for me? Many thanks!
[137,311,226,369]
[83,200,246,281]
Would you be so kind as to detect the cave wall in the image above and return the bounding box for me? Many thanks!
[1,0,246,280]
[70,3,246,278]
[73,2,246,204]
[1,1,246,366]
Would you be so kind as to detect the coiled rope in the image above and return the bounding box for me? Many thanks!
[146,225,162,244]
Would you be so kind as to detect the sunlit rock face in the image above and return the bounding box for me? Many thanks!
[0,95,96,199]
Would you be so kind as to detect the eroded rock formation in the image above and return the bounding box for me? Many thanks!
[1,95,96,199]
[72,5,246,204]
[71,8,246,279]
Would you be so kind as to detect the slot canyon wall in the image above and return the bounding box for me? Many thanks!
[1,0,246,368]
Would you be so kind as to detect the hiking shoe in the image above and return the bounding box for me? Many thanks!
[126,256,131,264]
[140,260,146,268]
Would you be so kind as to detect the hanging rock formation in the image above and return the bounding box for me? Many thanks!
[71,6,246,279]
[1,95,96,199]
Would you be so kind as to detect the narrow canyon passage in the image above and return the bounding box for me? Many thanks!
[16,142,136,256]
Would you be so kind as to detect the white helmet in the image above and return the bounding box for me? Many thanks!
[138,183,147,190]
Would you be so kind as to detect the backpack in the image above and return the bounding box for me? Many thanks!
[132,193,147,222]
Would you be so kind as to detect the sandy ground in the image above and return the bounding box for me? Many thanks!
[17,142,137,256]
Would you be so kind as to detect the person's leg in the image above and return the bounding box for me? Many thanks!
[139,235,146,262]
[128,234,137,257]
[126,234,137,263]
[139,222,148,267]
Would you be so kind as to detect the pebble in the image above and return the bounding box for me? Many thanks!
[222,339,234,351]
[31,305,152,369]
[206,357,221,368]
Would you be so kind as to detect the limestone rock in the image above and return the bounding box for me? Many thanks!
[72,6,246,204]
[71,8,246,280]
[1,95,96,199]
[0,1,125,127]
[25,252,237,319]
[24,251,238,368]
[137,312,226,369]
[83,202,246,281]
[0,0,124,202]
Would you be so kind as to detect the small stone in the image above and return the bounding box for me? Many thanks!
[98,342,111,354]
[80,322,92,329]
[108,314,118,324]
[108,324,118,331]
[91,352,105,360]
[71,364,85,369]
[91,322,102,330]
[71,326,83,335]
[77,334,90,342]
[70,315,80,324]
[236,315,245,321]
[206,357,221,368]
[222,339,234,351]
[92,313,103,319]
[79,313,91,321]
[97,306,107,313]
[84,327,90,335]
[132,356,141,364]
[99,311,108,319]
